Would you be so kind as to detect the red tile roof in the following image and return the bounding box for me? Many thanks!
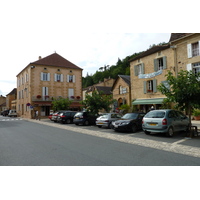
[30,53,82,70]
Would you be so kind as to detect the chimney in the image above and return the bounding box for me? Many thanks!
[38,56,42,60]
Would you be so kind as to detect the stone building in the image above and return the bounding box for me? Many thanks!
[129,44,175,112]
[16,53,82,119]
[111,75,131,111]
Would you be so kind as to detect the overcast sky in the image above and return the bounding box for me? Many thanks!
[0,0,190,96]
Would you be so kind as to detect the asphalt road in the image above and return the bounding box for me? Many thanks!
[0,116,200,166]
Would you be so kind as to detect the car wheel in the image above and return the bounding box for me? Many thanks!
[131,124,137,133]
[98,125,102,128]
[166,127,174,137]
[66,119,71,124]
[84,120,89,126]
[144,131,150,135]
[75,123,79,126]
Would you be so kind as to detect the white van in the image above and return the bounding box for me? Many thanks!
[8,110,17,117]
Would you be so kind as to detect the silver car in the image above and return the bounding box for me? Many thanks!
[96,113,122,128]
[142,109,189,137]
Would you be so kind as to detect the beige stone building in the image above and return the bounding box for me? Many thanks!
[6,88,17,110]
[169,33,200,74]
[130,44,175,112]
[111,75,131,111]
[16,53,82,119]
[0,95,6,112]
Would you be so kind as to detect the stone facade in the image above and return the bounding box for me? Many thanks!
[170,33,200,74]
[130,45,175,112]
[16,53,82,119]
[112,75,131,111]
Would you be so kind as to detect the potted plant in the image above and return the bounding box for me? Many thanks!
[193,109,200,120]
[36,95,41,99]
[45,95,49,99]
[70,96,74,99]
[76,96,80,99]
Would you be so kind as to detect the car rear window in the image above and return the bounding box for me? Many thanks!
[145,111,165,118]
[122,113,138,120]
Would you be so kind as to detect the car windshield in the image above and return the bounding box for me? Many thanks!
[74,112,83,117]
[122,113,138,120]
[100,114,109,119]
[145,111,165,118]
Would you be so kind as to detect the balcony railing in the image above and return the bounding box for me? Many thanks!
[32,96,82,101]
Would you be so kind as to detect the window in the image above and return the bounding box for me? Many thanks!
[187,41,200,58]
[192,42,199,57]
[154,56,167,71]
[68,88,74,99]
[41,72,50,81]
[143,79,157,94]
[119,86,127,94]
[193,62,200,74]
[42,87,49,99]
[67,75,75,82]
[134,63,144,76]
[54,73,63,82]
[187,62,200,75]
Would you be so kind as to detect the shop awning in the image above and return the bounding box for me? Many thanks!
[132,98,166,105]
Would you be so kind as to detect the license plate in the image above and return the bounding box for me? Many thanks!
[149,123,156,126]
[114,125,118,128]
[98,122,103,124]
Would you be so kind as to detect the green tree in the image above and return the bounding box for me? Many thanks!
[81,91,115,114]
[157,70,200,135]
[52,97,72,111]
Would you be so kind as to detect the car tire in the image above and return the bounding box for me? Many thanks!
[98,125,102,128]
[84,120,89,126]
[66,119,71,124]
[166,127,174,137]
[144,131,150,135]
[75,123,79,126]
[131,124,137,133]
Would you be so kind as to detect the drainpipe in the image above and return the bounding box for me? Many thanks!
[170,44,178,77]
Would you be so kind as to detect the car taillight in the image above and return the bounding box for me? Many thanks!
[162,118,167,125]
[105,120,109,122]
[142,119,144,124]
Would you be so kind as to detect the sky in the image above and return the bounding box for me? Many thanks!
[0,0,191,97]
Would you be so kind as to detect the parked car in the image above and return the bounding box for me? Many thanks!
[57,111,77,124]
[51,110,67,122]
[112,112,146,133]
[8,110,17,117]
[48,114,53,120]
[96,113,122,128]
[142,109,190,137]
[73,112,98,125]
[2,110,9,116]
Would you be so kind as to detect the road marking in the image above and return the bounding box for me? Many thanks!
[27,119,200,158]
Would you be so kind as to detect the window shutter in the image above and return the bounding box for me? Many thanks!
[199,41,200,55]
[67,75,69,82]
[42,87,45,96]
[54,74,57,81]
[41,72,43,81]
[153,79,157,93]
[187,44,192,58]
[46,87,48,95]
[47,73,50,81]
[73,75,75,83]
[134,65,138,76]
[143,81,147,94]
[141,63,144,74]
[187,63,192,71]
[154,59,158,71]
[163,56,167,69]
[61,74,63,82]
